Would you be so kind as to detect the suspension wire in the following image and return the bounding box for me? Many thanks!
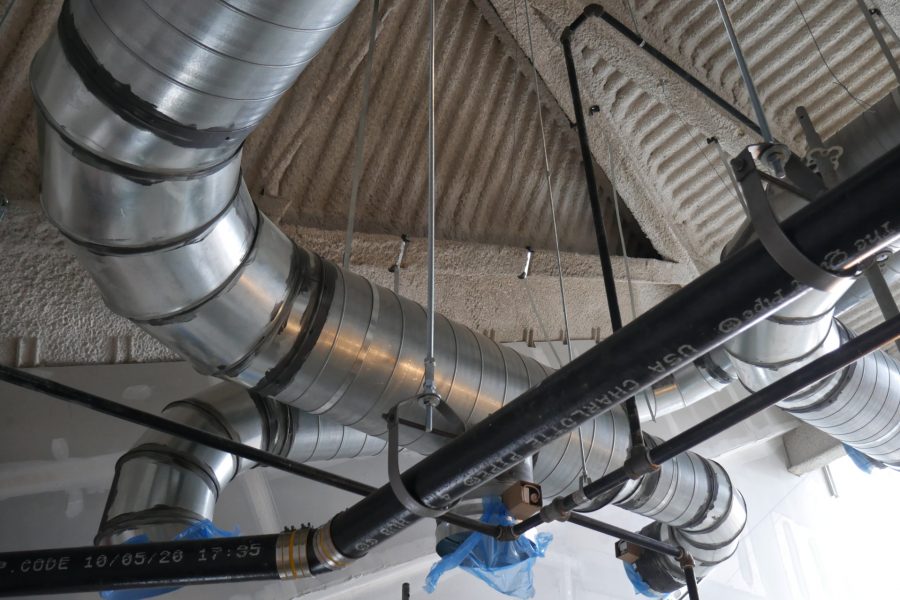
[522,0,587,477]
[343,0,381,269]
[872,9,900,59]
[606,144,637,321]
[659,79,744,211]
[419,0,440,433]
[511,4,566,370]
[521,273,566,368]
[0,366,497,537]
[792,0,873,111]
[621,0,642,42]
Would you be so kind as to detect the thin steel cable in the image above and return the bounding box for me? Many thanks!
[510,7,566,368]
[343,0,381,269]
[606,144,638,322]
[0,0,16,31]
[522,0,587,476]
[792,0,873,111]
[422,0,439,424]
[659,80,743,210]
[522,277,565,368]
[621,0,642,40]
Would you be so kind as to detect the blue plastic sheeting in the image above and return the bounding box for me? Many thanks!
[622,560,670,598]
[425,497,552,599]
[843,444,886,473]
[100,520,238,600]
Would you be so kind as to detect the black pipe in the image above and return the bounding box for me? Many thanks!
[0,366,496,537]
[561,12,623,336]
[683,562,700,600]
[573,4,762,137]
[0,535,281,597]
[512,312,900,535]
[568,514,681,558]
[6,146,900,593]
[318,142,900,565]
[3,150,899,595]
[563,6,648,445]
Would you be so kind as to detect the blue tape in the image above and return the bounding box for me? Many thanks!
[622,561,670,598]
[99,520,238,600]
[843,444,886,473]
[425,497,551,599]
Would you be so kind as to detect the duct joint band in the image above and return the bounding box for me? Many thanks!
[55,0,252,149]
[387,407,457,518]
[252,256,333,399]
[539,497,571,523]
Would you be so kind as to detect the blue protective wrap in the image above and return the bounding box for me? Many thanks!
[843,444,886,473]
[424,496,552,599]
[99,520,238,600]
[622,561,669,598]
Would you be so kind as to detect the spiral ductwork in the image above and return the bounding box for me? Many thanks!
[719,207,900,469]
[98,384,385,546]
[615,441,746,591]
[31,2,745,595]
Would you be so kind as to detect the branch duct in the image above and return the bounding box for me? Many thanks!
[98,384,385,545]
[31,1,744,595]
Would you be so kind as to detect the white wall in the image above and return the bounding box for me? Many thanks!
[2,362,899,600]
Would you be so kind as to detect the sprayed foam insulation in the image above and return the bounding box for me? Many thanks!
[1,0,900,367]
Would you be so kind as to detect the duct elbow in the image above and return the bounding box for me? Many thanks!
[97,385,385,547]
[614,443,747,595]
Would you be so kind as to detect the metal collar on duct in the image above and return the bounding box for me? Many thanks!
[30,1,744,595]
[97,384,386,546]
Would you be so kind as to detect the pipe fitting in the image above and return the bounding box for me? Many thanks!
[276,527,313,579]
[623,444,659,479]
[539,497,571,523]
[312,520,356,571]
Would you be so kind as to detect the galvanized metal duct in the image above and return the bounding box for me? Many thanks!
[613,440,746,590]
[726,287,900,468]
[30,2,745,595]
[718,92,900,469]
[98,384,385,546]
[626,96,900,588]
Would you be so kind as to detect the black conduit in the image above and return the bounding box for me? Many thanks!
[568,514,681,558]
[2,145,900,594]
[560,10,623,335]
[561,6,642,445]
[319,142,900,565]
[512,312,900,535]
[0,535,281,597]
[0,366,497,537]
[574,4,763,138]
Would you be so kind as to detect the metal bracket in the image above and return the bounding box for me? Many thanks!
[623,443,659,479]
[388,234,410,295]
[731,148,851,292]
[386,405,459,518]
[538,496,571,523]
[518,246,534,280]
[496,525,519,542]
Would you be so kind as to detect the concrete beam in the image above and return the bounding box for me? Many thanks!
[0,203,687,368]
[782,422,846,476]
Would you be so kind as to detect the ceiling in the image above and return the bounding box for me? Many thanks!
[0,0,898,368]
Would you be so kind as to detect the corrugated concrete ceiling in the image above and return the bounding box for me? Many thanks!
[490,0,900,269]
[1,0,899,367]
[0,0,655,258]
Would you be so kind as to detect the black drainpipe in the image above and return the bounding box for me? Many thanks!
[314,142,900,568]
[2,141,900,597]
